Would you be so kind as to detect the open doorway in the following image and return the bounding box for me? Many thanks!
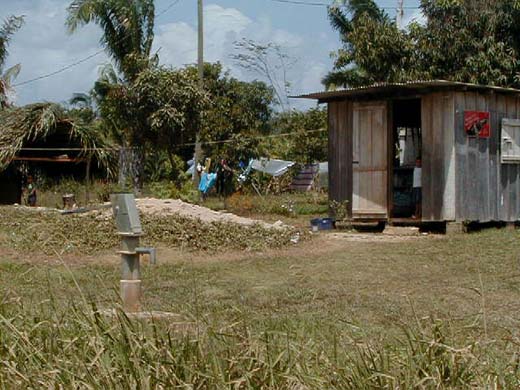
[391,99,422,219]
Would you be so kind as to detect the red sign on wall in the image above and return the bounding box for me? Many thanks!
[464,111,490,138]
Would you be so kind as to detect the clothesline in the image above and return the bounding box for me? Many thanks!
[0,128,327,152]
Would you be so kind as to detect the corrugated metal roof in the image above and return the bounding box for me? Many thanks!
[293,80,520,101]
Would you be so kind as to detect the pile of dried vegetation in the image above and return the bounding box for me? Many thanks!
[0,206,301,255]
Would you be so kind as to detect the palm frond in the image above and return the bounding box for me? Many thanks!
[328,0,388,37]
[66,0,155,81]
[0,15,25,72]
[322,67,373,89]
[0,103,116,175]
[70,93,93,108]
[2,63,21,84]
[328,3,352,36]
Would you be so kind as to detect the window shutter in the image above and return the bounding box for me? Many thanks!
[501,119,520,163]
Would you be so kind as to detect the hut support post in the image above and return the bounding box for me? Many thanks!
[446,222,466,234]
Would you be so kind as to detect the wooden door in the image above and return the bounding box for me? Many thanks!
[352,102,388,219]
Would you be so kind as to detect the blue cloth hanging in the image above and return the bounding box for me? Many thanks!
[199,172,218,194]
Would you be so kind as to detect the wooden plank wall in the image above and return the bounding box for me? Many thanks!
[328,100,353,217]
[422,93,456,221]
[454,92,520,222]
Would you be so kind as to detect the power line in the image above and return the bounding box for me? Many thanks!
[13,49,107,88]
[12,0,184,88]
[269,0,419,10]
[11,0,420,89]
[2,128,327,153]
[178,128,327,148]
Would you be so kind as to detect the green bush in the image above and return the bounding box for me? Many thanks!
[143,180,199,203]
[37,177,119,208]
[225,193,329,218]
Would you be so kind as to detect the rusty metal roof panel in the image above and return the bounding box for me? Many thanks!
[293,80,520,101]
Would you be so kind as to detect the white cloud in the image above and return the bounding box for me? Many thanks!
[154,22,198,67]
[3,1,332,109]
[4,0,107,105]
[154,4,325,109]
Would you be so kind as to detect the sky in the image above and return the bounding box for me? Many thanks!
[1,0,423,110]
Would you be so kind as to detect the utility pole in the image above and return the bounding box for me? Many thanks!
[396,0,404,29]
[194,0,204,186]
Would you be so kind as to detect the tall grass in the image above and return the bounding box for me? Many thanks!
[0,293,518,389]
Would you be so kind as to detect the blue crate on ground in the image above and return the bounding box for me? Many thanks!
[310,217,335,231]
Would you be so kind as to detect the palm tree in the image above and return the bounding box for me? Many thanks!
[67,1,156,191]
[0,15,24,109]
[66,0,155,82]
[324,0,387,88]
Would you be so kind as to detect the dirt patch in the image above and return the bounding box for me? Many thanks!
[125,198,286,230]
[323,226,445,243]
[13,199,289,230]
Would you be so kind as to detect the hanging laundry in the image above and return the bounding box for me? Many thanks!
[198,172,218,195]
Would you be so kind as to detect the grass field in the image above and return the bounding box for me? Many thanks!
[1,222,520,388]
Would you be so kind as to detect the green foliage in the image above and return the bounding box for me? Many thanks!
[97,65,207,180]
[326,0,520,88]
[130,66,207,148]
[37,178,119,206]
[66,1,161,189]
[144,151,187,183]
[267,107,328,163]
[143,180,198,203]
[66,0,155,82]
[225,192,329,218]
[0,15,24,70]
[196,63,274,164]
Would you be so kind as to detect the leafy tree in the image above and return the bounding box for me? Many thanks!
[66,0,155,82]
[98,65,208,172]
[410,0,519,86]
[325,0,403,87]
[268,108,328,164]
[66,0,174,188]
[196,63,275,164]
[94,62,274,180]
[0,15,24,109]
[325,0,520,89]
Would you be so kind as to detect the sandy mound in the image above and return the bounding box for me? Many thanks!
[135,198,286,230]
[12,198,288,230]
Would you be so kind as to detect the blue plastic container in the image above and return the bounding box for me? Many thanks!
[310,218,335,231]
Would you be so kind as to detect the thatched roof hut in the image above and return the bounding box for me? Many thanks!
[0,103,113,170]
[0,103,115,204]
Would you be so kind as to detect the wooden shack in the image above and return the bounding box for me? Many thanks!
[299,80,520,226]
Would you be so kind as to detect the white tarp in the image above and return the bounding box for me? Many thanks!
[252,158,295,177]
